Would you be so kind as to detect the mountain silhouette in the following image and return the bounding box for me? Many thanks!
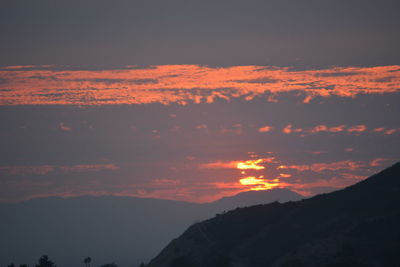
[0,189,301,267]
[146,162,400,267]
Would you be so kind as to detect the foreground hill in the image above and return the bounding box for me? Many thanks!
[0,189,301,267]
[147,162,400,267]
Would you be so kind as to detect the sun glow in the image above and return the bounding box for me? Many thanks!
[239,176,280,191]
[236,159,265,170]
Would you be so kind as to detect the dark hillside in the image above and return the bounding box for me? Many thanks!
[147,162,400,267]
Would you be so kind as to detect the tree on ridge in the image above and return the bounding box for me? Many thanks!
[83,257,92,267]
[35,255,56,267]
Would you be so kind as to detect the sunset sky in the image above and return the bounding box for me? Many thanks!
[1,0,399,203]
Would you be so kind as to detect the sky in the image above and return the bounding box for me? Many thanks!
[0,0,399,203]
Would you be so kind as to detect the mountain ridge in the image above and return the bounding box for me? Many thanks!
[0,188,302,267]
[0,187,302,206]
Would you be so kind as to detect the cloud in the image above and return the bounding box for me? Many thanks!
[373,127,385,132]
[200,158,269,170]
[347,125,367,132]
[278,160,364,172]
[199,161,238,169]
[195,124,208,129]
[372,127,399,135]
[236,159,265,170]
[0,164,119,176]
[239,176,280,191]
[58,122,72,131]
[1,65,399,105]
[258,125,273,133]
[282,124,303,134]
[369,158,388,167]
[385,129,398,135]
[280,124,384,135]
[284,176,362,197]
[309,124,346,133]
[273,158,395,196]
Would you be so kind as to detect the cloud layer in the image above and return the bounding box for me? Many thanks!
[1,65,399,105]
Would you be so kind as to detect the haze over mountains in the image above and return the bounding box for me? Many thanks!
[147,162,400,267]
[0,188,301,267]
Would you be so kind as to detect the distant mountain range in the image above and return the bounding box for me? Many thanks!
[0,188,301,267]
[147,162,400,267]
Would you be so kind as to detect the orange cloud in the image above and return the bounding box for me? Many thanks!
[200,158,267,170]
[347,125,367,132]
[58,122,72,131]
[329,125,346,132]
[385,128,398,135]
[309,124,346,133]
[310,125,329,132]
[195,124,208,129]
[281,124,380,135]
[372,127,399,135]
[258,125,273,133]
[1,65,399,105]
[373,127,385,132]
[200,161,238,169]
[278,160,363,172]
[239,176,280,191]
[282,124,303,134]
[369,158,389,167]
[236,159,265,170]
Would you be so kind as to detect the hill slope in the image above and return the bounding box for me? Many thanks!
[0,189,301,267]
[147,162,400,267]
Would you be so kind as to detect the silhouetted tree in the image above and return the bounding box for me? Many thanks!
[7,263,15,267]
[19,265,28,267]
[35,255,56,267]
[83,257,91,267]
[100,263,117,267]
[139,263,145,267]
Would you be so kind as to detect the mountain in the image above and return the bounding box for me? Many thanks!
[146,162,400,267]
[0,189,302,267]
[211,188,302,211]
